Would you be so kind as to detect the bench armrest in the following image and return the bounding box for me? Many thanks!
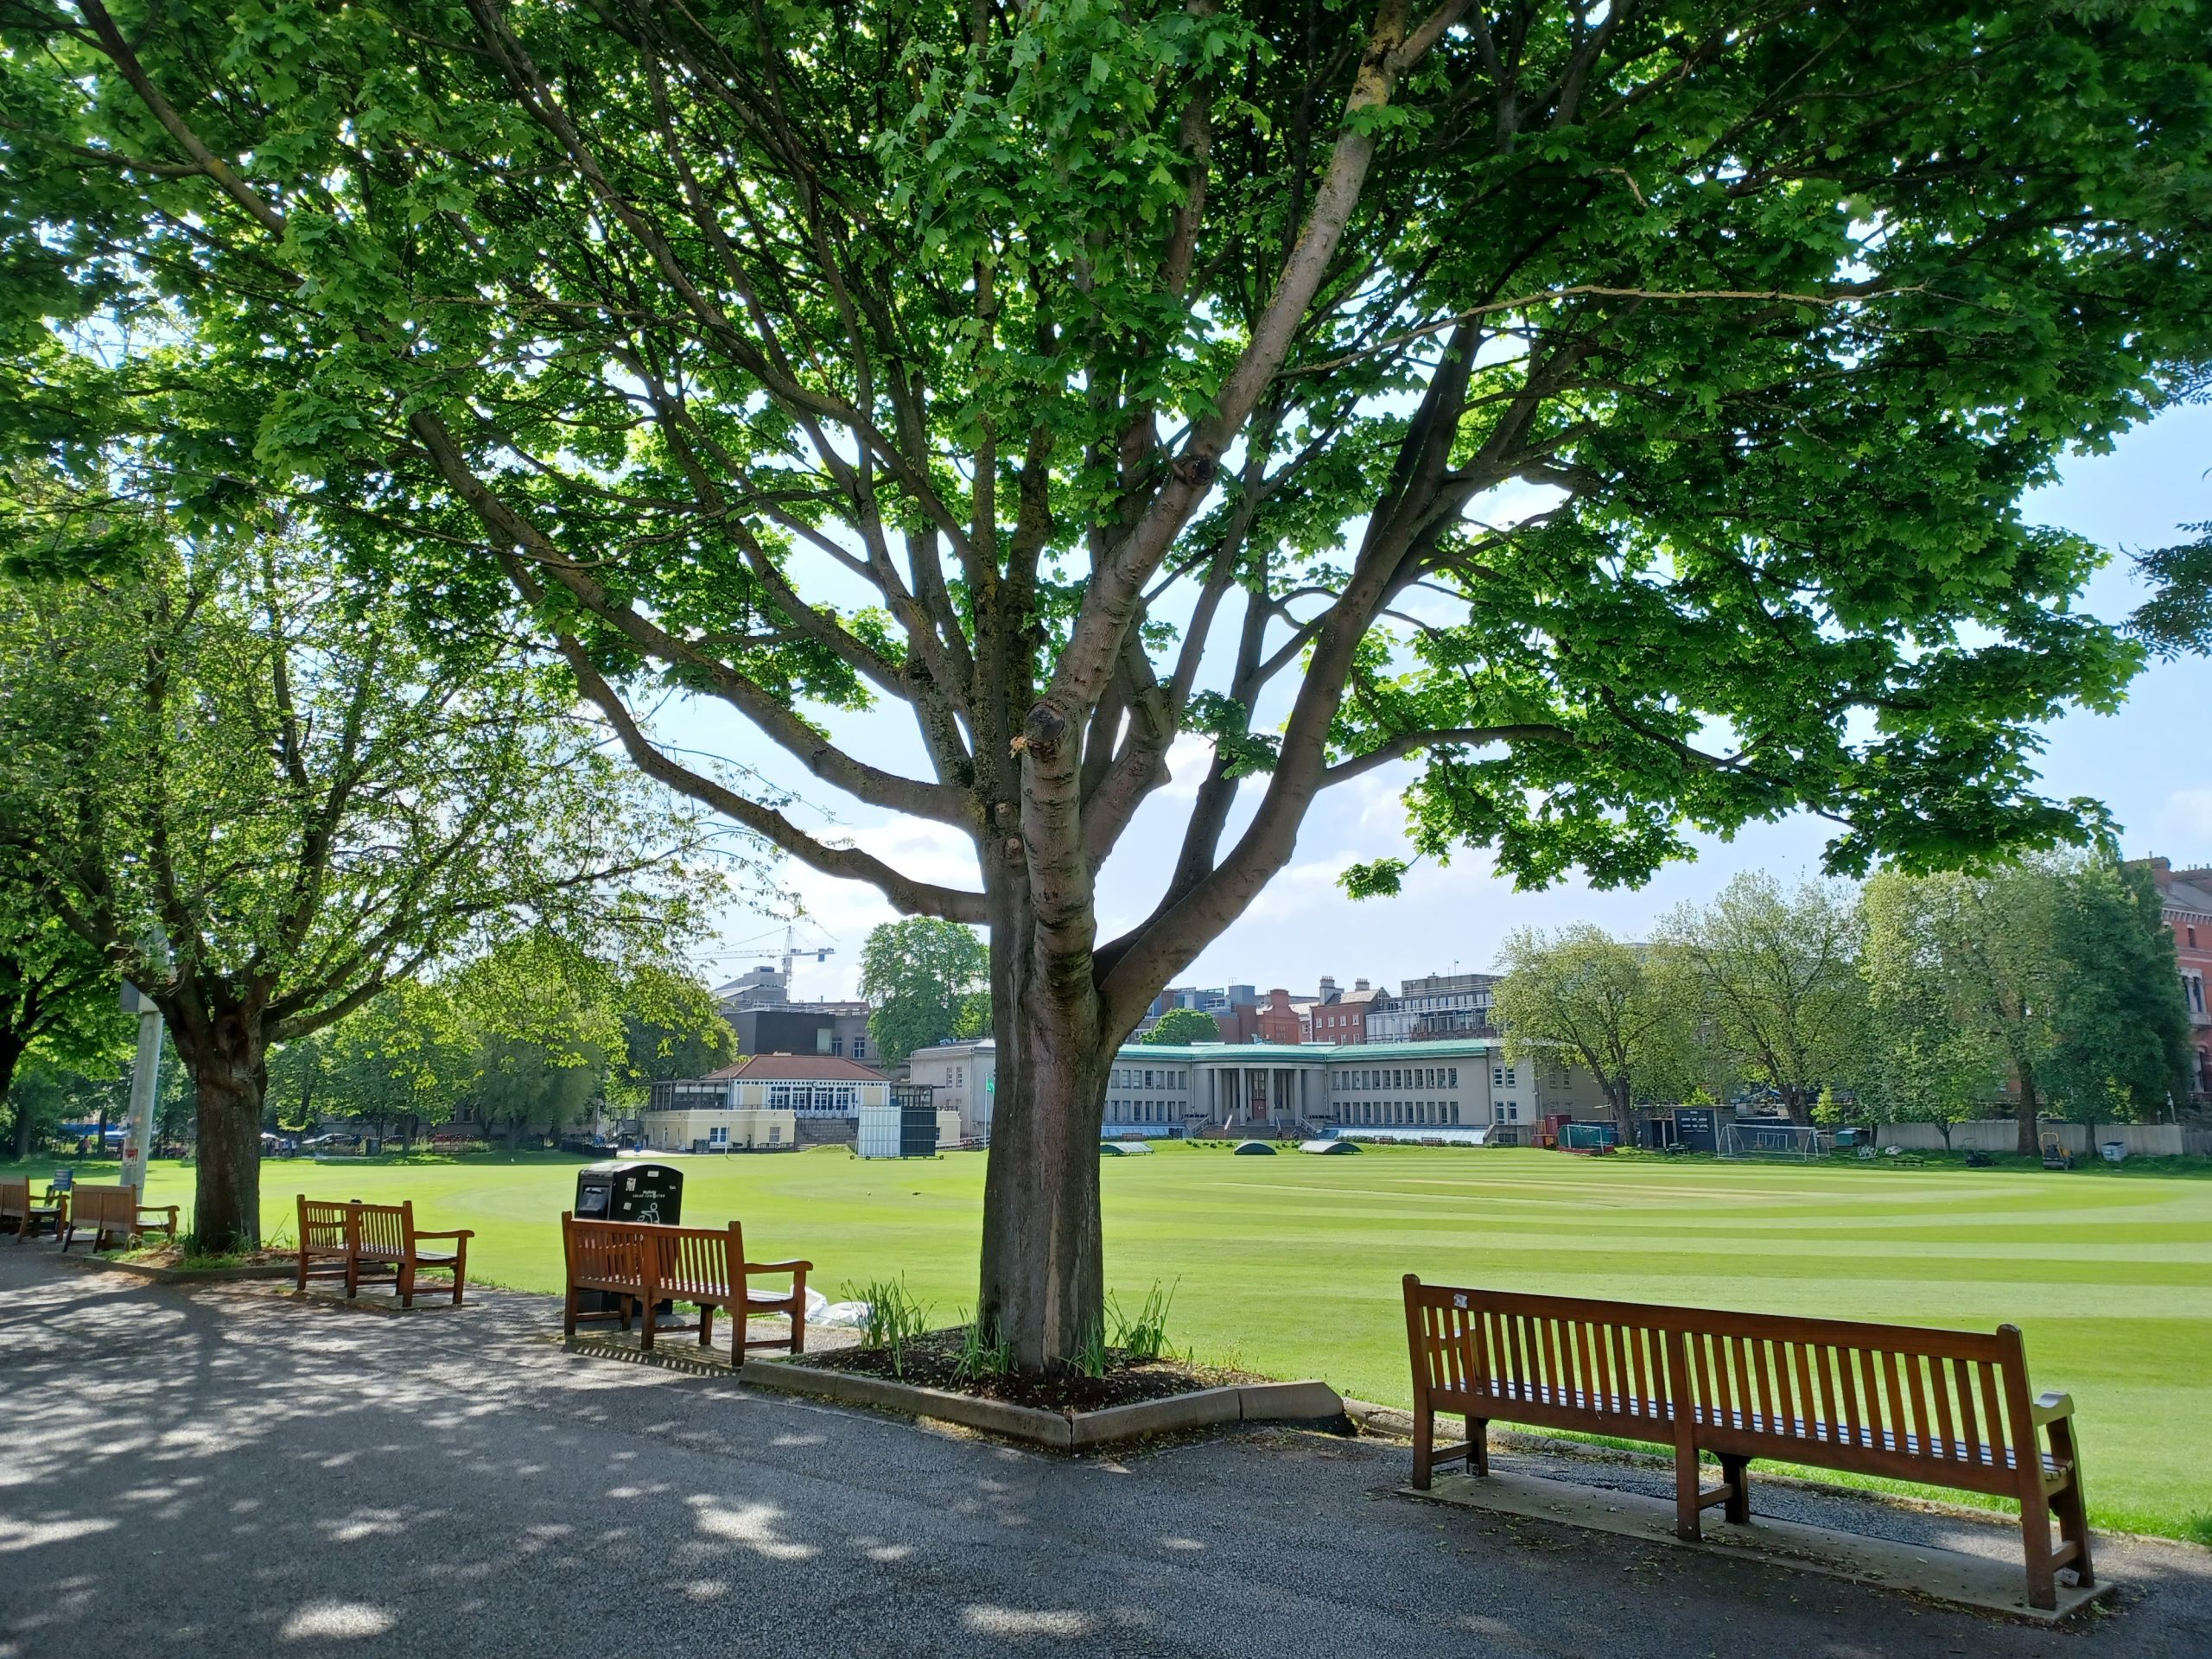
[2031,1391,2075,1426]
[745,1258,812,1274]
[412,1229,474,1240]
[137,1205,180,1223]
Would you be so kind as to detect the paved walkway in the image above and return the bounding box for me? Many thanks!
[3,1249,2209,1657]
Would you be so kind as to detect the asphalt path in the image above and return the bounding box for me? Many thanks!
[3,1249,2208,1657]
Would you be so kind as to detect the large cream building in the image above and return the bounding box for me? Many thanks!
[906,1036,1610,1141]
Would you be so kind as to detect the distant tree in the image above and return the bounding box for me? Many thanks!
[1491,925,1691,1144]
[448,932,654,1150]
[4,1052,126,1161]
[321,981,478,1144]
[1144,1008,1224,1046]
[1662,874,1866,1126]
[860,920,991,1069]
[2043,858,2191,1124]
[0,882,127,1155]
[1859,875,2007,1149]
[0,511,705,1245]
[1858,853,2183,1154]
[617,966,737,1102]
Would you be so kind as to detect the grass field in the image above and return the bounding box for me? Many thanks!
[16,1142,2209,1542]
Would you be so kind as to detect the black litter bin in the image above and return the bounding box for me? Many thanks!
[575,1160,683,1225]
[573,1162,686,1313]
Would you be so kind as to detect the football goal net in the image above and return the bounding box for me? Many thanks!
[1716,1122,1829,1160]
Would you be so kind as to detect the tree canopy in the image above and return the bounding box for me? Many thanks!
[1144,1007,1225,1046]
[7,0,2209,1358]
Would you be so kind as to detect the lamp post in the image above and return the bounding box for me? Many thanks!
[118,982,163,1195]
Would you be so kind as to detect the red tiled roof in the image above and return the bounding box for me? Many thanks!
[702,1054,890,1082]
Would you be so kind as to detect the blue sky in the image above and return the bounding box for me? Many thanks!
[679,403,2212,1002]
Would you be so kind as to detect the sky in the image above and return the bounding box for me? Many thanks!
[676,402,2212,1004]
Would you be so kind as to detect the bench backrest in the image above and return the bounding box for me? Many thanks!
[352,1201,415,1257]
[563,1212,653,1293]
[72,1184,141,1227]
[0,1179,27,1219]
[562,1214,743,1300]
[1408,1279,2040,1484]
[297,1198,354,1254]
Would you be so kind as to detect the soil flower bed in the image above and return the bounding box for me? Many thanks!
[789,1325,1262,1414]
[119,1244,294,1270]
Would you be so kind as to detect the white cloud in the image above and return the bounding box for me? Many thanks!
[2149,787,2212,855]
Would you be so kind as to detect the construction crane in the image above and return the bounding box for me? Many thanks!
[760,925,831,986]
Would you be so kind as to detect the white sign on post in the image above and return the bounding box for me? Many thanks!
[118,982,163,1198]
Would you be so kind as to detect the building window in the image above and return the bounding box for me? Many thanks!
[709,1126,729,1146]
[854,1037,868,1059]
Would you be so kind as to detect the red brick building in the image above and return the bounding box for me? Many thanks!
[1255,988,1306,1046]
[1306,979,1387,1043]
[2145,858,2212,1102]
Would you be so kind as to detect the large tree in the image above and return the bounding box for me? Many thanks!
[1659,873,1866,1125]
[0,514,703,1244]
[1859,854,2186,1154]
[6,0,2209,1361]
[1491,923,1688,1143]
[859,917,992,1066]
[2043,855,2191,1125]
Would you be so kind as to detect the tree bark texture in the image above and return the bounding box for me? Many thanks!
[2017,1072,2042,1159]
[1604,1078,1638,1147]
[0,1033,26,1152]
[169,1001,268,1249]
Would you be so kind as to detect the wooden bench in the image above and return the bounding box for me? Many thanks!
[1404,1278,2094,1610]
[561,1212,810,1364]
[59,1183,179,1253]
[294,1196,473,1306]
[2,1179,67,1242]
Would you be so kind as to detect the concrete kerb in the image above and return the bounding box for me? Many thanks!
[735,1359,1347,1453]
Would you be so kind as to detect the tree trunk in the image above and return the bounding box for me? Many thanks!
[504,1117,520,1154]
[0,1031,29,1160]
[2017,1071,2041,1157]
[1605,1077,1638,1147]
[976,855,1110,1374]
[164,996,270,1249]
[1779,1084,1811,1128]
[0,1030,28,1119]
